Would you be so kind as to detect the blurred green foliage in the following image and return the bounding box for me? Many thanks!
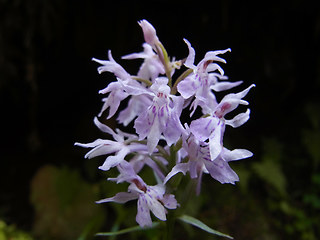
[30,165,105,240]
[0,221,33,240]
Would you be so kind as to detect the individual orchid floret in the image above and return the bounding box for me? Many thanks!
[97,161,178,227]
[183,38,230,73]
[190,84,255,160]
[138,19,177,81]
[97,77,149,119]
[97,80,129,118]
[75,117,148,171]
[93,50,148,95]
[165,132,253,192]
[93,50,154,119]
[122,43,165,82]
[204,147,253,184]
[92,50,131,80]
[164,134,208,194]
[178,39,242,116]
[138,19,160,49]
[134,77,186,153]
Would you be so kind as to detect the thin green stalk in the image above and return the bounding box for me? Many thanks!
[163,211,175,240]
[156,43,172,87]
[132,76,153,86]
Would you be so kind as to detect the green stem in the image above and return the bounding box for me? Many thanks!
[155,43,172,87]
[132,76,153,86]
[163,211,175,240]
[156,145,170,159]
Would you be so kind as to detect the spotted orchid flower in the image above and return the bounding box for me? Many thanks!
[96,161,178,227]
[164,134,252,193]
[92,50,148,119]
[190,84,255,160]
[122,43,165,82]
[92,50,131,80]
[178,39,243,116]
[75,117,148,171]
[134,77,186,153]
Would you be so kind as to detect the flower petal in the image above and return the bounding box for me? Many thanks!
[203,48,231,64]
[147,117,161,153]
[208,121,224,160]
[96,191,138,204]
[92,50,130,80]
[222,84,255,102]
[190,117,219,142]
[225,109,251,128]
[222,148,253,161]
[163,114,185,147]
[162,194,178,209]
[205,158,239,184]
[136,195,152,227]
[75,139,120,158]
[177,76,197,99]
[134,110,152,141]
[145,193,166,221]
[211,80,243,92]
[98,148,129,171]
[164,163,189,184]
[183,39,196,69]
[117,95,152,126]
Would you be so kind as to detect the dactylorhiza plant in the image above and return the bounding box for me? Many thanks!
[75,20,255,239]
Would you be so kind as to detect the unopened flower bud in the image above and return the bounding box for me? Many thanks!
[138,19,159,48]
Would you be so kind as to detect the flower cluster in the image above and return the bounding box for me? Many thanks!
[76,20,254,227]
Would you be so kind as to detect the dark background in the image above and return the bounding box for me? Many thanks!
[1,0,320,239]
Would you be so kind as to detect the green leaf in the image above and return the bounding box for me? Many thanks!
[178,215,233,239]
[95,222,160,237]
[252,159,287,196]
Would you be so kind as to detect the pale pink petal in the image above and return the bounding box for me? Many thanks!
[222,148,253,161]
[208,121,224,160]
[98,148,129,171]
[74,139,120,158]
[164,163,189,184]
[206,63,225,75]
[145,193,166,221]
[96,192,138,204]
[211,80,243,92]
[177,76,197,99]
[190,117,219,142]
[162,194,178,209]
[183,38,196,69]
[134,110,153,141]
[222,84,255,102]
[93,117,125,142]
[92,51,130,80]
[203,48,231,64]
[225,109,251,128]
[117,95,152,126]
[205,158,239,184]
[147,117,161,153]
[136,196,152,227]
